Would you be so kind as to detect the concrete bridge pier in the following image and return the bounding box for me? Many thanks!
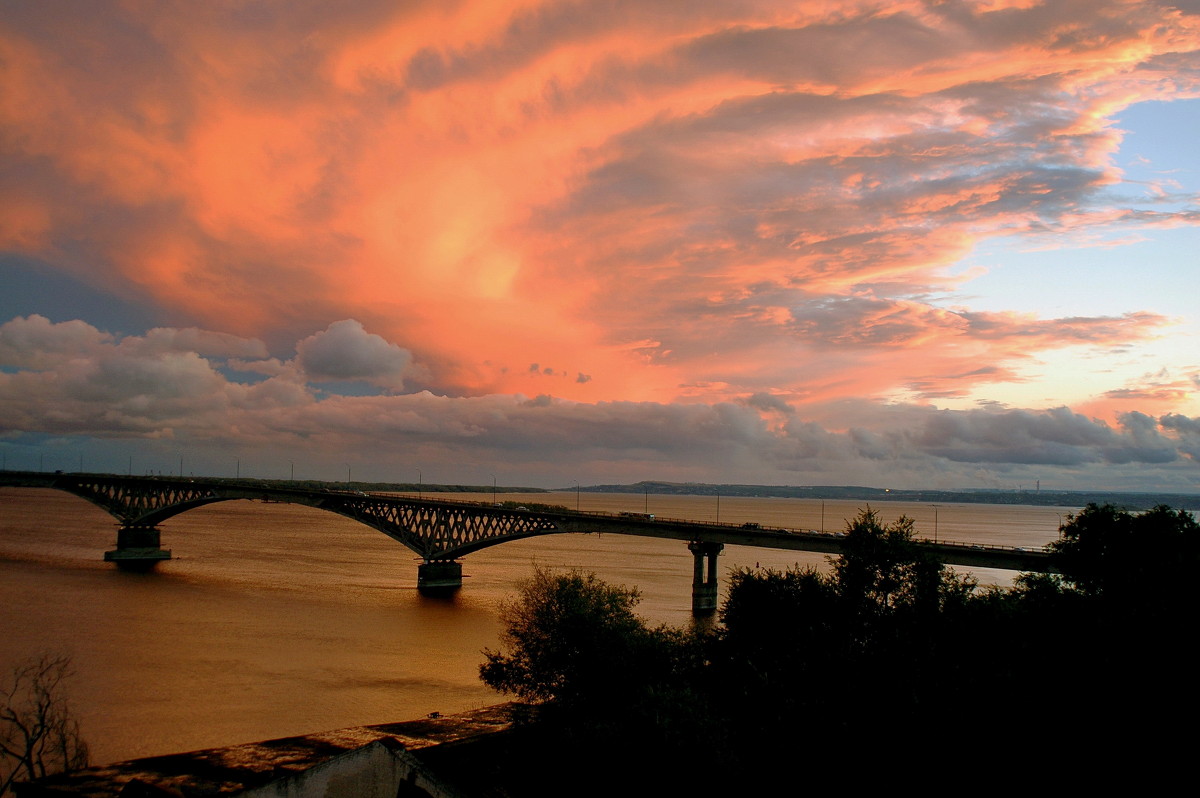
[104,524,172,571]
[417,559,463,593]
[688,541,724,614]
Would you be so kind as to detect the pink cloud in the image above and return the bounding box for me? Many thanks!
[1,2,1199,487]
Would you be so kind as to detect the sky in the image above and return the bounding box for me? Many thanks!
[1,0,1199,493]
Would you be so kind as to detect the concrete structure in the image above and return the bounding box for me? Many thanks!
[0,471,1055,613]
[103,524,171,570]
[688,541,723,613]
[239,738,447,798]
[13,706,518,797]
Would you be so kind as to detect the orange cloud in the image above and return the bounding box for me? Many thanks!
[2,0,1199,418]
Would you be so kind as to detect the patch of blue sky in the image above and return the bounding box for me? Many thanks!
[0,432,83,473]
[215,365,271,385]
[0,254,161,334]
[1114,98,1200,195]
[954,226,1198,318]
[946,97,1200,320]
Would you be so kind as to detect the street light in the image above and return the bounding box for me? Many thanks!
[416,468,423,499]
[491,474,497,505]
[930,504,940,544]
[345,463,352,485]
[289,460,294,481]
[574,480,580,512]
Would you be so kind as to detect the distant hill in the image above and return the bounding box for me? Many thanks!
[568,481,1200,510]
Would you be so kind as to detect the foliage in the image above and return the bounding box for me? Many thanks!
[835,507,976,620]
[479,565,728,792]
[1,654,89,796]
[714,508,982,757]
[1047,502,1200,607]
[719,509,976,647]
[480,565,662,705]
[479,504,1200,779]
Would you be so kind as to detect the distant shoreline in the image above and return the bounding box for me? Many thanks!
[566,481,1200,510]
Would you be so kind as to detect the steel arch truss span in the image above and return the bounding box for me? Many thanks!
[51,475,228,525]
[3,473,568,561]
[321,498,564,560]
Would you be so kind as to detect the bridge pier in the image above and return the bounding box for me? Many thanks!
[688,541,723,614]
[104,525,172,571]
[417,560,463,593]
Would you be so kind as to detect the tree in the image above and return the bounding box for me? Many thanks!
[834,507,974,620]
[478,566,720,795]
[1048,502,1200,608]
[480,565,664,706]
[999,503,1200,754]
[1,654,89,796]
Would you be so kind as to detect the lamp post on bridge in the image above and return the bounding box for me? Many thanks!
[930,504,940,544]
[345,463,351,485]
[491,474,497,505]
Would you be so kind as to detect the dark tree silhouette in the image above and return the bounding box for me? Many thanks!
[476,505,1200,787]
[1,654,89,796]
[480,565,660,706]
[1048,502,1200,608]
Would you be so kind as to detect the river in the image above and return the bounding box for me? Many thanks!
[0,486,1068,764]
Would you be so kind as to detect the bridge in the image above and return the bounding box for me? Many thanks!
[0,471,1053,612]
